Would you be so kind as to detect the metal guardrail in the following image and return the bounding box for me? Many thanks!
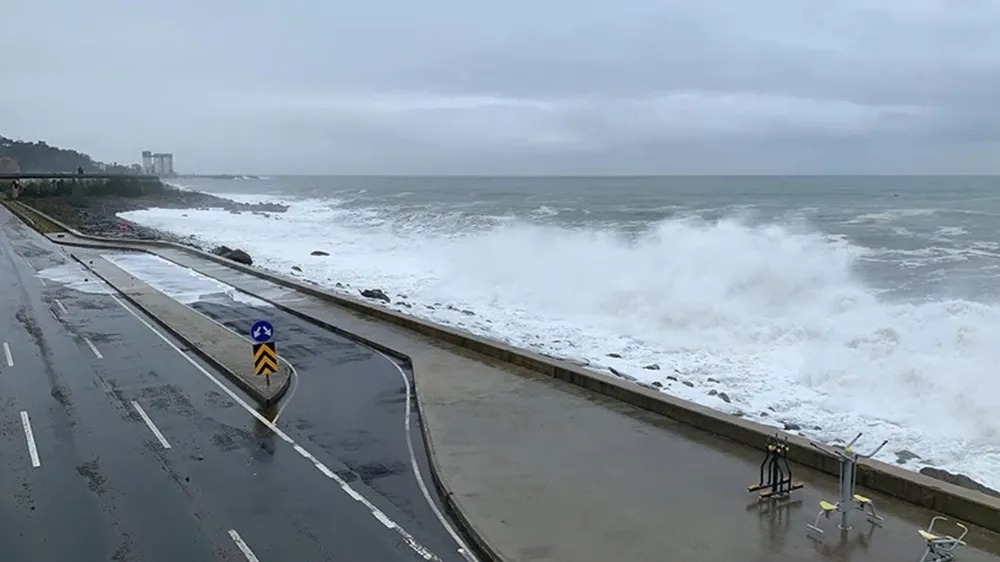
[0,173,157,180]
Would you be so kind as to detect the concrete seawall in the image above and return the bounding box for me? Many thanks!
[13,200,1000,535]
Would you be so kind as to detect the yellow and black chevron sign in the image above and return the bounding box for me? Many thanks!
[253,342,278,376]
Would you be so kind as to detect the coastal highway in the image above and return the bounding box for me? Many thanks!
[0,206,469,560]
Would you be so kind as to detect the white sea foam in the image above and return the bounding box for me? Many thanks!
[101,252,273,308]
[119,199,1000,489]
[38,263,115,294]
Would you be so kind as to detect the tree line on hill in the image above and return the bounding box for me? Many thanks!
[0,135,141,174]
[1,135,167,203]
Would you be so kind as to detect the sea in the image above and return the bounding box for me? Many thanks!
[119,175,1000,489]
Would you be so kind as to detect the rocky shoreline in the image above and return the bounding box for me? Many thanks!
[22,187,286,250]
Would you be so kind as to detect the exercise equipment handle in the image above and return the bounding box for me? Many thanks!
[859,439,888,459]
[810,441,838,458]
[845,433,862,449]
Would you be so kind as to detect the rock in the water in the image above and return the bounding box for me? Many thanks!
[224,249,253,265]
[291,265,302,272]
[360,288,390,303]
[783,421,801,431]
[652,381,663,388]
[919,467,1000,498]
[682,380,694,387]
[211,245,233,256]
[643,363,660,370]
[310,250,330,256]
[895,449,920,464]
[607,353,623,359]
[717,392,731,403]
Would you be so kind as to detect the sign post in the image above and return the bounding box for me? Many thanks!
[250,320,277,386]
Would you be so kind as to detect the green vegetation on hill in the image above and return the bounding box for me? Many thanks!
[0,135,140,174]
[18,177,167,206]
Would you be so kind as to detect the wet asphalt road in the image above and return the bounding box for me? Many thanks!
[0,208,468,561]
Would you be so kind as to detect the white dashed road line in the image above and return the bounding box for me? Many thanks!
[3,342,13,367]
[54,299,68,314]
[228,530,261,562]
[83,337,103,359]
[130,401,172,449]
[21,411,40,468]
[112,295,441,561]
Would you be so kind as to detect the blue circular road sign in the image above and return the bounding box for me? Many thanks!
[250,320,274,343]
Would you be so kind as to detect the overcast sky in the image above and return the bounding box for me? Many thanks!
[2,0,999,174]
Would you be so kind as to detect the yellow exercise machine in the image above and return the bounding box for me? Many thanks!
[806,433,887,534]
[917,516,968,562]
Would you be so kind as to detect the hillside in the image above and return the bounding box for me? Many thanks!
[0,136,137,174]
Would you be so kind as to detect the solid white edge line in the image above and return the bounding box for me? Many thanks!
[3,342,12,367]
[83,337,104,359]
[375,349,479,562]
[130,400,172,449]
[20,411,40,468]
[110,294,440,561]
[54,299,68,314]
[228,530,261,562]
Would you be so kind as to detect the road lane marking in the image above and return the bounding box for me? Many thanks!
[130,401,171,449]
[375,350,479,562]
[83,337,103,359]
[38,277,46,287]
[20,411,40,468]
[111,295,440,561]
[54,299,68,314]
[3,342,12,367]
[227,530,261,562]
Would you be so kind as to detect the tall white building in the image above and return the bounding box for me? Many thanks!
[142,151,175,176]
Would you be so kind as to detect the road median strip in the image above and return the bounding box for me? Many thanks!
[68,252,290,406]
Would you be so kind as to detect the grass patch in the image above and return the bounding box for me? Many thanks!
[2,201,65,234]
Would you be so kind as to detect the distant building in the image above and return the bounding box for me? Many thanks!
[141,150,175,177]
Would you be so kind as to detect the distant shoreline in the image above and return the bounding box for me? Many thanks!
[172,174,266,180]
[20,188,285,247]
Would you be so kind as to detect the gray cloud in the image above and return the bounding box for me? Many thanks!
[2,0,999,173]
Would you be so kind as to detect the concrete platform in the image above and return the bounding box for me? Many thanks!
[71,252,289,405]
[95,246,1000,562]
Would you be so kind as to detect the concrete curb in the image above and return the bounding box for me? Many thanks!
[15,200,1000,535]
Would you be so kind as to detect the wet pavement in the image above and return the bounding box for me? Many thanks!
[117,244,1000,562]
[22,208,1000,562]
[0,205,467,562]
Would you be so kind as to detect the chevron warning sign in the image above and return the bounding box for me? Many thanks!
[253,342,278,377]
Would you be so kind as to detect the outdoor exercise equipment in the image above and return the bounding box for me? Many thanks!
[917,516,968,562]
[747,433,803,499]
[806,433,888,534]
